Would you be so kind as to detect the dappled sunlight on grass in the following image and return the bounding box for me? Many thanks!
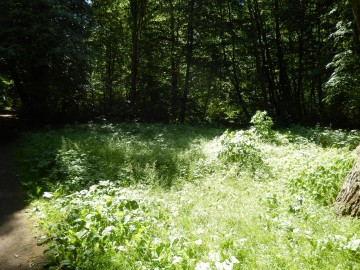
[16,122,360,269]
[18,123,222,198]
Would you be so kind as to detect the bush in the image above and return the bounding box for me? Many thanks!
[218,130,264,174]
[283,125,360,149]
[289,153,354,205]
[250,111,274,140]
[41,182,147,269]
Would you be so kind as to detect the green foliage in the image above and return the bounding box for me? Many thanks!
[219,130,264,174]
[284,125,360,149]
[36,180,201,269]
[40,181,147,268]
[250,111,274,140]
[289,154,354,205]
[324,49,360,126]
[1,0,359,126]
[0,0,91,120]
[0,76,16,109]
[310,126,360,149]
[278,125,358,205]
[17,123,360,269]
[322,3,360,127]
[218,111,277,176]
[18,123,215,196]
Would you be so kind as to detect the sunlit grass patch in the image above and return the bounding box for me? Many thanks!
[17,120,360,269]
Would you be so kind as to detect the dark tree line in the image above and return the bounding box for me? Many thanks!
[0,0,91,121]
[0,0,359,126]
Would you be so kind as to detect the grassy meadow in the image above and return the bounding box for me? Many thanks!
[17,113,360,269]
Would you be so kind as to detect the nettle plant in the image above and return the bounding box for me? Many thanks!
[289,153,354,206]
[250,110,274,140]
[218,111,276,176]
[40,181,148,269]
[36,181,232,270]
[311,125,360,149]
[218,130,264,174]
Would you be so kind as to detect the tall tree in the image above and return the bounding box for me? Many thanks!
[129,0,147,109]
[91,0,128,115]
[167,0,181,122]
[179,0,195,124]
[353,0,360,35]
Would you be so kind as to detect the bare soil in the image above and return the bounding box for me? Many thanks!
[0,114,47,270]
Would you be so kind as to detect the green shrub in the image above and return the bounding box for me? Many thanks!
[37,181,161,269]
[34,181,229,270]
[311,125,360,149]
[289,153,354,205]
[284,125,360,149]
[250,111,274,140]
[218,130,264,174]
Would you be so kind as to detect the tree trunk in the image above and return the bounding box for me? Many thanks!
[251,0,278,115]
[169,0,180,122]
[130,0,140,107]
[129,0,147,115]
[333,144,360,217]
[335,0,360,168]
[353,0,360,35]
[352,0,360,53]
[6,59,32,116]
[179,0,195,124]
[274,0,293,122]
[296,0,307,123]
[247,2,268,109]
[105,36,114,115]
[201,69,213,122]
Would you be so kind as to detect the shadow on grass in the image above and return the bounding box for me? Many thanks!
[279,125,360,149]
[17,122,224,202]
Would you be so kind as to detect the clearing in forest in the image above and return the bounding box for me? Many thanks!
[14,116,360,269]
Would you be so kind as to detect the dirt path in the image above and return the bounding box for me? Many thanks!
[0,115,47,270]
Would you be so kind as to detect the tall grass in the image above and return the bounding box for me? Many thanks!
[17,119,360,269]
[18,123,219,197]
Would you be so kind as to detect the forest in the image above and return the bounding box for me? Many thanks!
[1,0,360,127]
[1,0,360,269]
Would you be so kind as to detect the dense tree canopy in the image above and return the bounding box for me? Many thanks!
[0,0,91,121]
[0,0,359,126]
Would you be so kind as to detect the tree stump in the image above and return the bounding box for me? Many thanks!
[333,144,360,216]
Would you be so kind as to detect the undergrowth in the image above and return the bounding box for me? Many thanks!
[17,116,360,269]
[18,123,212,197]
